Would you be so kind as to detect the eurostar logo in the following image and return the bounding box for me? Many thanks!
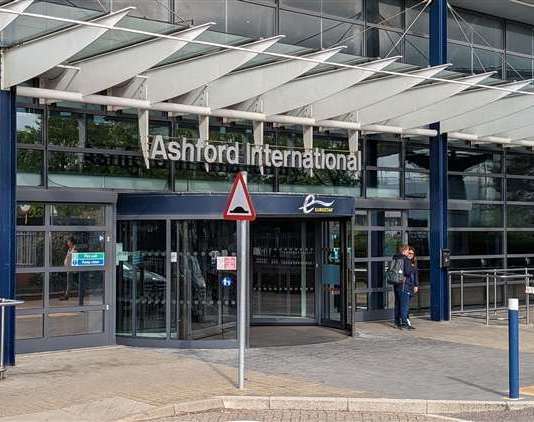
[299,194,335,214]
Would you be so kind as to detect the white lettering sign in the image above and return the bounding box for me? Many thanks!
[299,194,335,214]
[146,136,360,172]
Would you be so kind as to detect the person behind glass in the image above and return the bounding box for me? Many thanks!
[62,237,77,301]
[393,245,418,329]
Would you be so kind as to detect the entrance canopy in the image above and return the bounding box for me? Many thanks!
[2,1,534,149]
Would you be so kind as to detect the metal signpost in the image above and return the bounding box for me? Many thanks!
[223,172,256,390]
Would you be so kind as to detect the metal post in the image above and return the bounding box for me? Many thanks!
[526,268,530,326]
[0,306,5,380]
[494,269,498,314]
[460,271,464,313]
[448,272,452,320]
[486,274,490,326]
[429,0,449,322]
[509,298,520,400]
[237,220,247,390]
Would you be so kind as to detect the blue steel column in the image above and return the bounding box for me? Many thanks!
[429,0,449,321]
[0,86,17,366]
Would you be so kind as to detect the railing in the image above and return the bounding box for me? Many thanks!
[448,268,534,325]
[0,299,24,380]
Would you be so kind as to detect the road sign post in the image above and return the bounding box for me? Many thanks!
[223,171,256,390]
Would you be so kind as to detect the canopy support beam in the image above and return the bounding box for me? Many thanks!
[429,0,449,322]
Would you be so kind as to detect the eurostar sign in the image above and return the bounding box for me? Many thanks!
[146,135,360,172]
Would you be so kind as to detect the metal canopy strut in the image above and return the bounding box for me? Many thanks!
[429,0,449,322]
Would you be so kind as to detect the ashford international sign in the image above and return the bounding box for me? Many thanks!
[146,135,360,172]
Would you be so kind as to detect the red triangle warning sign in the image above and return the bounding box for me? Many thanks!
[223,172,256,221]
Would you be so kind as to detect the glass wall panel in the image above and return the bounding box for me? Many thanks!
[449,175,502,201]
[176,220,237,339]
[16,232,45,267]
[367,0,402,28]
[17,149,43,187]
[48,310,104,337]
[408,231,429,257]
[405,172,429,199]
[408,210,428,228]
[405,0,429,35]
[405,142,430,171]
[280,0,321,13]
[323,0,363,21]
[49,271,105,307]
[48,151,169,190]
[371,230,402,257]
[353,231,368,258]
[508,232,534,255]
[366,170,400,198]
[17,203,44,226]
[174,0,225,29]
[506,54,533,81]
[449,149,502,174]
[51,204,105,226]
[17,108,42,144]
[86,115,138,151]
[48,110,85,147]
[507,153,534,176]
[227,0,275,38]
[322,19,363,56]
[507,178,534,202]
[405,34,429,67]
[508,205,534,228]
[448,42,471,74]
[506,22,533,55]
[370,210,402,227]
[367,28,402,57]
[473,48,503,79]
[50,231,106,267]
[448,232,504,255]
[470,13,504,48]
[279,10,321,49]
[449,204,504,228]
[16,273,44,309]
[366,140,400,167]
[16,315,43,340]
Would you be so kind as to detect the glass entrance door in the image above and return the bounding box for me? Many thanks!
[320,221,345,327]
[251,220,316,323]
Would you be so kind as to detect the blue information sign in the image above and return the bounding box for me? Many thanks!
[72,252,105,267]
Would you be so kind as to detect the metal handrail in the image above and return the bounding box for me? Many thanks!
[448,268,534,325]
[0,299,24,380]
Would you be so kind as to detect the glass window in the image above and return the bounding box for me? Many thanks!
[51,204,105,226]
[279,9,321,49]
[507,178,534,202]
[471,13,503,48]
[405,172,429,199]
[16,314,43,340]
[405,0,429,35]
[17,149,43,187]
[405,34,429,67]
[16,232,45,267]
[366,170,400,198]
[367,0,402,28]
[174,0,226,30]
[48,110,85,147]
[448,148,502,174]
[507,153,534,176]
[50,231,106,267]
[16,273,44,309]
[405,142,429,171]
[473,48,503,79]
[17,108,42,144]
[367,28,402,57]
[506,54,532,81]
[48,310,104,337]
[49,271,105,307]
[448,231,504,255]
[408,210,428,228]
[354,211,367,226]
[449,204,503,228]
[322,19,363,56]
[449,175,502,201]
[507,23,533,55]
[17,203,44,226]
[280,0,321,13]
[508,232,534,255]
[227,0,275,38]
[508,205,534,228]
[353,231,368,258]
[366,140,400,167]
[324,0,363,21]
[48,151,170,190]
[448,42,471,74]
[408,231,429,257]
[86,115,139,151]
[370,210,402,227]
[371,230,402,257]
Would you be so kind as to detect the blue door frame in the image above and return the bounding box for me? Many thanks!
[0,87,17,366]
[429,0,450,321]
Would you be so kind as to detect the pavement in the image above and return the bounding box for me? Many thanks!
[1,317,534,421]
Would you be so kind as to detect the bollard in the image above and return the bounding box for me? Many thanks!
[509,298,520,400]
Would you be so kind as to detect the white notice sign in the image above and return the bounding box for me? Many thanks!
[217,256,237,271]
[526,286,534,294]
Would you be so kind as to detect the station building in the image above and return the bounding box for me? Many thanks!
[3,0,534,358]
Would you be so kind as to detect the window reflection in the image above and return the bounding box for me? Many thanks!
[449,175,502,201]
[16,108,42,144]
[16,273,44,309]
[16,232,45,267]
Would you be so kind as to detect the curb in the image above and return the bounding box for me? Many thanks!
[117,396,534,421]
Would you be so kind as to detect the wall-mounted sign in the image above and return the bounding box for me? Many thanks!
[299,194,335,215]
[217,256,237,271]
[72,252,105,267]
[220,275,234,287]
[147,136,360,172]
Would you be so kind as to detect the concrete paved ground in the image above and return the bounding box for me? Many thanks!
[249,325,348,348]
[2,317,534,420]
